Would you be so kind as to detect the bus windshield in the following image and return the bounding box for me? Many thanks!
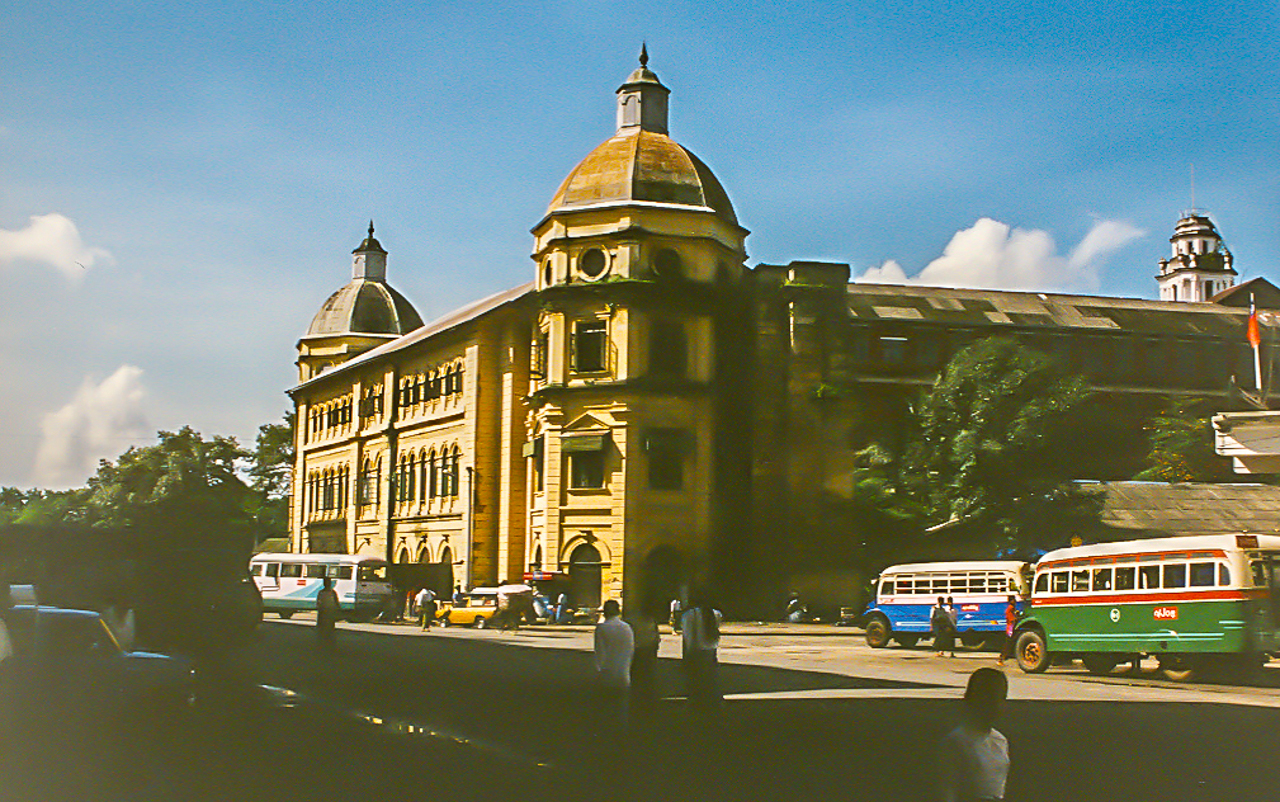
[358,564,388,582]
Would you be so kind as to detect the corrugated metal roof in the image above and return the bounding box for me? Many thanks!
[1087,481,1280,536]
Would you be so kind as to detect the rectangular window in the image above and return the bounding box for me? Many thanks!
[1092,568,1113,592]
[1114,566,1136,591]
[987,574,1007,593]
[895,577,913,594]
[336,567,354,580]
[1034,574,1048,593]
[1071,569,1090,592]
[645,428,689,490]
[878,335,908,366]
[572,320,608,373]
[1219,564,1231,586]
[266,563,280,579]
[1050,572,1068,593]
[569,450,606,488]
[281,564,303,579]
[532,331,549,378]
[931,576,947,594]
[1189,562,1215,587]
[1139,565,1161,589]
[880,580,895,595]
[1163,563,1187,589]
[305,564,327,579]
[532,437,544,492]
[249,564,263,577]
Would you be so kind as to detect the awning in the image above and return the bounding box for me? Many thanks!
[561,432,610,453]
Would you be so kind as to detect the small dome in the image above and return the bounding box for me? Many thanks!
[546,129,737,225]
[305,279,423,338]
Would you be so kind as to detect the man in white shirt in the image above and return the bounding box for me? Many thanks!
[593,599,635,732]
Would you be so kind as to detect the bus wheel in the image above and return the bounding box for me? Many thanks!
[1015,630,1050,673]
[864,618,890,648]
[278,610,294,620]
[1081,654,1118,675]
[1159,655,1198,682]
[895,634,920,648]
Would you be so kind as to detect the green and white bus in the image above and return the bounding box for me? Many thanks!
[1014,534,1280,681]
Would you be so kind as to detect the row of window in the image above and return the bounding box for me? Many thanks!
[526,429,690,491]
[1034,561,1232,594]
[532,319,687,379]
[306,466,350,515]
[881,573,1015,596]
[397,363,464,409]
[308,398,353,439]
[847,326,1265,390]
[251,563,385,582]
[541,247,688,286]
[393,447,462,503]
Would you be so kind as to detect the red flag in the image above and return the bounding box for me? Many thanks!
[1248,304,1262,349]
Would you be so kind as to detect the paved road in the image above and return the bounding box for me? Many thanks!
[8,618,1280,800]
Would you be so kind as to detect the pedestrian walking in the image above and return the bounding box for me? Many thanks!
[593,599,635,733]
[415,586,436,630]
[945,596,958,657]
[681,594,722,710]
[316,577,340,651]
[931,596,951,657]
[626,605,661,722]
[554,592,569,625]
[996,595,1020,666]
[938,667,1010,802]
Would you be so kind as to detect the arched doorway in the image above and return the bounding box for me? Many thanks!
[568,543,602,609]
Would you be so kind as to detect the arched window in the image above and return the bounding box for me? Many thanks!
[451,447,462,497]
[428,450,438,499]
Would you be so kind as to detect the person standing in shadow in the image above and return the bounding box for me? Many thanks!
[316,577,340,651]
[681,593,722,711]
[626,603,661,724]
[938,667,1010,802]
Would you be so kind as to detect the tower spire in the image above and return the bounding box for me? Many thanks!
[639,42,648,68]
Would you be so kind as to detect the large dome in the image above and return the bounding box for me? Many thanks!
[546,129,737,225]
[305,279,423,338]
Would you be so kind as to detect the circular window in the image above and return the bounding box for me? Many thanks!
[542,259,553,286]
[579,248,607,278]
[653,248,683,280]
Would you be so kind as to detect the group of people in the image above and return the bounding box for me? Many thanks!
[932,594,1023,664]
[592,595,723,732]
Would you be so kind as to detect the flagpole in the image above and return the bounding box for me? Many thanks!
[1250,293,1264,395]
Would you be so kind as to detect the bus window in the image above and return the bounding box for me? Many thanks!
[305,564,327,579]
[249,564,263,577]
[1219,564,1231,586]
[337,567,354,580]
[266,563,280,578]
[1189,562,1215,587]
[358,564,388,582]
[988,575,1006,593]
[281,564,303,579]
[1114,566,1135,591]
[880,580,895,595]
[1163,564,1187,589]
[1034,574,1048,593]
[964,576,982,594]
[931,576,947,594]
[1251,561,1267,586]
[1050,572,1068,593]
[894,578,912,594]
[1092,568,1113,591]
[1139,565,1160,589]
[1071,570,1089,592]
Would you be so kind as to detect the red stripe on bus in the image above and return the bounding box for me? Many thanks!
[1033,588,1266,606]
[1038,550,1227,570]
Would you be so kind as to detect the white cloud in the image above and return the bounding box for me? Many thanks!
[0,213,114,281]
[32,365,149,489]
[856,217,1146,293]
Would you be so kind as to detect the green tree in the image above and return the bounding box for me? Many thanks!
[245,411,295,542]
[83,426,257,550]
[1136,397,1236,483]
[909,337,1099,557]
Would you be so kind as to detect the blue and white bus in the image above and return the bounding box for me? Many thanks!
[249,553,393,621]
[862,561,1031,648]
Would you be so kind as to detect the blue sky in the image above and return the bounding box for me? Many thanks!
[2,0,1277,487]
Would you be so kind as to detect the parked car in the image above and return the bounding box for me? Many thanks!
[438,588,501,628]
[0,605,195,726]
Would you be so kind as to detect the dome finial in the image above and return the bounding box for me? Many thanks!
[368,219,375,238]
[639,42,648,68]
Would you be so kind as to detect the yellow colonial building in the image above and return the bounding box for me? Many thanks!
[290,54,1263,616]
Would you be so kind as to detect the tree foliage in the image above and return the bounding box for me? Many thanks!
[906,337,1099,557]
[1136,397,1235,483]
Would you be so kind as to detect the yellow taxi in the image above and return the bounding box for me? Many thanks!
[438,588,501,628]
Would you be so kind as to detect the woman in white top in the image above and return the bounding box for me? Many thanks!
[680,596,722,710]
[938,667,1010,802]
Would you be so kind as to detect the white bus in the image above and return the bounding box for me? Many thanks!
[862,560,1031,648]
[249,553,393,621]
